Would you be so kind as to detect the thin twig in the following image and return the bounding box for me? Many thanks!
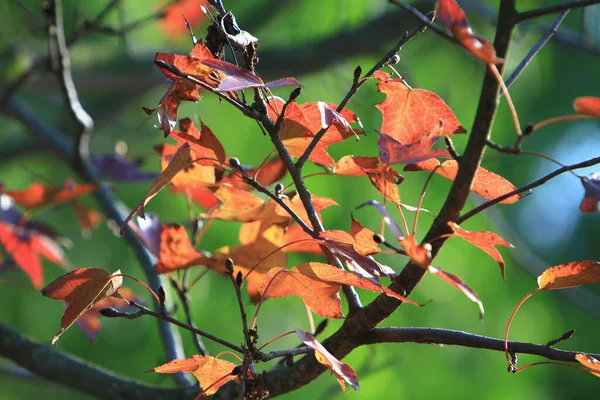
[225,260,254,352]
[504,10,570,91]
[457,156,600,223]
[515,0,600,23]
[126,301,244,354]
[295,19,430,170]
[170,278,209,356]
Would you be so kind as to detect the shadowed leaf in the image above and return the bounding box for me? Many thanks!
[580,173,600,213]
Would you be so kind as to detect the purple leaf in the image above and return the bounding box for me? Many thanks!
[580,172,600,213]
[356,200,404,240]
[92,154,159,182]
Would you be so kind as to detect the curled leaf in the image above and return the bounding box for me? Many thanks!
[42,268,123,345]
[296,329,359,392]
[428,265,484,321]
[537,260,600,290]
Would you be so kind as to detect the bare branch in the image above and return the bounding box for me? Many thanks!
[515,0,600,23]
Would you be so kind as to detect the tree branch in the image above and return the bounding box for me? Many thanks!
[515,0,600,23]
[361,327,600,362]
[457,156,600,223]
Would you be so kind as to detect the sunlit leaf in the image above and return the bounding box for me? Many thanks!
[537,260,600,290]
[575,353,600,378]
[155,224,209,273]
[573,96,600,117]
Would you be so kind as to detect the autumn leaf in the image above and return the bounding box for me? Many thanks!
[428,265,484,321]
[151,355,237,396]
[405,159,520,203]
[199,58,302,92]
[375,70,466,144]
[575,353,600,378]
[206,185,289,223]
[378,130,450,166]
[573,96,600,117]
[333,156,403,203]
[399,235,432,268]
[0,221,65,289]
[536,260,600,290]
[122,142,194,228]
[436,0,503,64]
[260,263,421,318]
[42,268,123,345]
[448,222,513,280]
[158,143,216,188]
[73,202,104,237]
[155,224,209,273]
[580,173,600,213]
[296,329,358,392]
[172,118,226,165]
[4,180,96,210]
[160,0,208,37]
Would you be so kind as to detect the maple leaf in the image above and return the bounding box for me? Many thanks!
[151,355,238,396]
[3,180,96,210]
[91,154,158,181]
[260,263,421,318]
[333,155,403,203]
[448,222,513,281]
[428,265,484,321]
[171,118,226,165]
[144,41,220,136]
[580,173,600,213]
[158,143,216,188]
[405,159,520,203]
[375,71,466,144]
[575,353,600,378]
[155,224,210,274]
[377,129,451,165]
[42,268,123,345]
[219,156,287,191]
[199,58,302,92]
[573,96,600,117]
[267,98,363,167]
[206,185,289,223]
[296,329,358,392]
[122,142,194,227]
[208,223,287,302]
[536,260,600,290]
[436,0,503,64]
[0,221,65,289]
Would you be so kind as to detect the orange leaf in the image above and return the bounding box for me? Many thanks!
[160,0,209,37]
[405,159,520,203]
[375,71,466,144]
[573,96,600,117]
[428,265,484,321]
[377,127,450,165]
[448,222,513,280]
[73,202,104,237]
[172,118,226,165]
[155,224,209,273]
[350,215,380,256]
[207,186,288,223]
[575,353,600,378]
[42,268,123,345]
[333,156,403,203]
[123,143,194,227]
[4,180,96,210]
[537,260,600,290]
[399,235,432,268]
[580,172,600,213]
[158,143,216,188]
[296,329,358,392]
[436,0,503,64]
[152,355,237,396]
[0,221,65,289]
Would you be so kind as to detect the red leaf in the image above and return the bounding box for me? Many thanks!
[4,180,96,210]
[377,129,451,165]
[42,268,123,345]
[0,221,65,289]
[333,156,403,203]
[428,265,484,321]
[73,202,104,237]
[580,172,600,213]
[537,260,600,290]
[375,71,466,144]
[399,235,432,268]
[405,159,520,203]
[152,355,237,395]
[296,329,359,392]
[160,0,209,37]
[448,222,513,280]
[436,0,503,64]
[155,224,209,274]
[573,96,600,117]
[172,118,226,165]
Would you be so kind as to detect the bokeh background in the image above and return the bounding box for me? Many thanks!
[1,0,599,399]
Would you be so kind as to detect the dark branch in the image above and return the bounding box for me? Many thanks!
[515,0,600,23]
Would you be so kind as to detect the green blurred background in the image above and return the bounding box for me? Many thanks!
[1,0,599,398]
